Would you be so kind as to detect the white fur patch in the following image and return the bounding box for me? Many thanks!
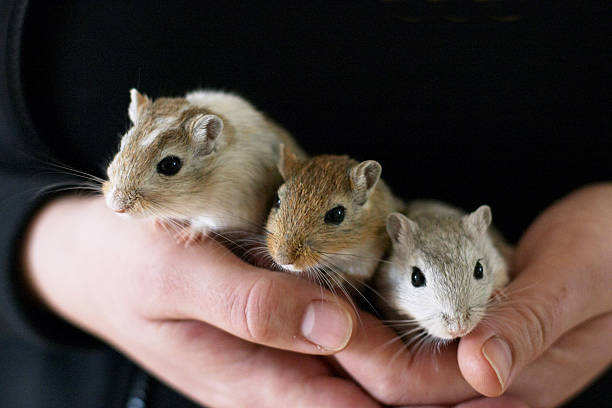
[120,128,135,150]
[155,117,177,127]
[280,264,302,272]
[139,129,162,147]
[192,215,222,231]
[104,186,116,209]
[138,117,178,147]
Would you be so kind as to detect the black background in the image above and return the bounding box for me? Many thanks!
[6,2,611,406]
[19,1,611,243]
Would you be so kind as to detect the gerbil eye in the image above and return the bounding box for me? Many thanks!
[273,195,281,209]
[324,205,345,225]
[411,267,426,287]
[474,261,484,280]
[157,155,182,176]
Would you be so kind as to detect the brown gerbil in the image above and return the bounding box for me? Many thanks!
[265,145,404,286]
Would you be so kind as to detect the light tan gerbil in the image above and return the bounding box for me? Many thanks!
[103,89,305,236]
[265,146,404,284]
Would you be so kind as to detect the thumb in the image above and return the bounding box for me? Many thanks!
[458,185,612,397]
[138,236,358,355]
[458,252,612,397]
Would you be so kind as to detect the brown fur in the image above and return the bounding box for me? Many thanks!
[266,153,404,282]
[105,98,234,217]
[104,90,305,234]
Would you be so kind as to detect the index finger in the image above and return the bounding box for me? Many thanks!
[133,234,359,355]
[335,312,478,406]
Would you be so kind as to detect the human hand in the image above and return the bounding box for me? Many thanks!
[330,184,612,408]
[457,183,612,406]
[23,196,379,407]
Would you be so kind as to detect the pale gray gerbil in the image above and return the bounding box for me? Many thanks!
[265,146,405,284]
[374,200,511,340]
[103,89,305,236]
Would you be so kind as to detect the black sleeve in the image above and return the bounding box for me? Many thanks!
[0,0,99,347]
[0,171,102,347]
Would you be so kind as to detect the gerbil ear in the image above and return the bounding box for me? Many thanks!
[191,114,224,155]
[278,144,298,180]
[128,88,151,124]
[350,160,382,205]
[387,212,417,248]
[463,205,492,236]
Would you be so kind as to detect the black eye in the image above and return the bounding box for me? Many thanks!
[474,261,484,280]
[324,205,345,225]
[157,155,182,176]
[273,195,281,209]
[411,267,426,287]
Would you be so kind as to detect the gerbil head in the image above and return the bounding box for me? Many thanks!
[266,145,383,276]
[103,89,224,218]
[384,205,496,340]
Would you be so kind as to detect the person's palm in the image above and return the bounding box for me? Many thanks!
[24,196,378,407]
[334,184,612,407]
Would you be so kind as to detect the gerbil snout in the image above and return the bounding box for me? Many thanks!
[104,185,139,215]
[268,235,320,272]
[274,245,299,265]
[440,310,474,338]
[273,242,309,270]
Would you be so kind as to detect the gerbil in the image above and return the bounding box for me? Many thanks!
[374,200,511,340]
[103,89,305,236]
[265,146,404,284]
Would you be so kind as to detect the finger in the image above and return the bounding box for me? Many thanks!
[124,319,380,408]
[507,312,612,408]
[454,396,529,408]
[334,312,479,406]
[134,235,357,355]
[382,395,528,408]
[458,186,612,396]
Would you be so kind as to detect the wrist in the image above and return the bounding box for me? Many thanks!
[17,195,102,346]
[22,196,109,335]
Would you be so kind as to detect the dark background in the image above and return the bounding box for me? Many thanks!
[17,1,611,243]
[3,1,610,406]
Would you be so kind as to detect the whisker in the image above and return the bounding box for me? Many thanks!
[315,249,399,267]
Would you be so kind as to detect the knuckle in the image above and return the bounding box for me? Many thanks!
[231,277,278,343]
[512,295,561,362]
[368,370,406,405]
[531,392,556,408]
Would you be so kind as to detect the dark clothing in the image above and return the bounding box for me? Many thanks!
[0,1,610,406]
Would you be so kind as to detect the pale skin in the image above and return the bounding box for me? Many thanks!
[23,184,612,407]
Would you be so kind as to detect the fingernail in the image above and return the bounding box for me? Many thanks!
[301,301,353,351]
[482,336,512,392]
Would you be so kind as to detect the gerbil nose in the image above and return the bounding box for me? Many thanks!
[106,189,133,214]
[442,311,472,338]
[110,198,131,213]
[274,242,303,265]
[447,328,469,338]
[275,249,296,265]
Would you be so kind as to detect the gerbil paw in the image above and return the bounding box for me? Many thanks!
[154,219,171,232]
[153,219,203,245]
[175,230,204,246]
[154,218,187,231]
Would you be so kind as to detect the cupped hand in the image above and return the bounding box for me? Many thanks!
[332,184,612,408]
[23,196,379,407]
[23,184,612,408]
[457,183,612,406]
